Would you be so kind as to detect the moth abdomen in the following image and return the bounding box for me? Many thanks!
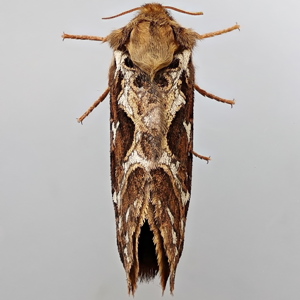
[137,221,159,280]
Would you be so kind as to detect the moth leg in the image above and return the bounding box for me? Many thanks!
[62,33,108,42]
[77,87,110,123]
[195,24,240,39]
[191,150,211,163]
[194,84,235,106]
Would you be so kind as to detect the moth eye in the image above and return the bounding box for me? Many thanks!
[167,58,179,69]
[124,57,135,68]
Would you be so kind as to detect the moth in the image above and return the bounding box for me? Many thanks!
[63,3,239,295]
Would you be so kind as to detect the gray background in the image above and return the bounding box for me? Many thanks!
[1,0,299,299]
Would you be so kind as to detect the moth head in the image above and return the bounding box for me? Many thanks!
[106,3,202,79]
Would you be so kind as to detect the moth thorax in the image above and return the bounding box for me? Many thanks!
[127,22,179,78]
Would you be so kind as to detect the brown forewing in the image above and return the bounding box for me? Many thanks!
[109,49,195,294]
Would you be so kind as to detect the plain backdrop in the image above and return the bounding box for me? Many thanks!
[1,0,300,299]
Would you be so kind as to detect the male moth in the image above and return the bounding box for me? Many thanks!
[63,3,239,295]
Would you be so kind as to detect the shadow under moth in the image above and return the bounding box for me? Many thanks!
[63,3,239,295]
